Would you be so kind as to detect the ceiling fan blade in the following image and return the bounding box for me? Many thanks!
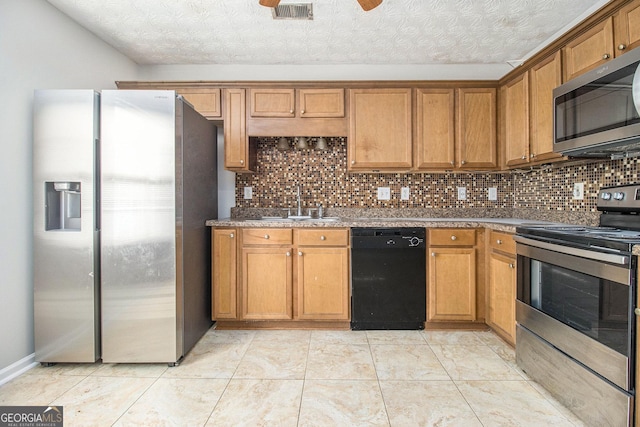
[259,0,281,7]
[357,0,382,11]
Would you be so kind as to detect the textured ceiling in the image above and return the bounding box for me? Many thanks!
[46,0,610,67]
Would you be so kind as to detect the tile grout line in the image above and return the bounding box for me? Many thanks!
[296,331,313,427]
[366,331,393,427]
[109,372,163,426]
[202,330,256,426]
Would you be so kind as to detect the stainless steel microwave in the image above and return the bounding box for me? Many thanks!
[553,47,640,158]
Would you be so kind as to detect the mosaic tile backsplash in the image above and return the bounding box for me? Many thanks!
[235,137,640,224]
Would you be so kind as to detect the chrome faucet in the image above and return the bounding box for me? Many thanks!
[296,186,303,217]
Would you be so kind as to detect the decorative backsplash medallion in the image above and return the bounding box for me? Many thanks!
[234,137,640,225]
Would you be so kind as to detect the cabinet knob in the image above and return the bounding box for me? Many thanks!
[351,160,355,165]
[240,159,244,164]
[509,263,515,269]
[521,155,526,160]
[602,53,611,60]
[451,235,457,241]
[286,251,291,257]
[635,307,640,316]
[431,252,436,257]
[497,239,502,245]
[289,109,294,114]
[300,109,305,114]
[230,233,234,238]
[320,235,326,241]
[298,251,303,256]
[530,153,535,158]
[264,234,270,239]
[450,161,455,166]
[461,160,466,165]
[618,44,627,51]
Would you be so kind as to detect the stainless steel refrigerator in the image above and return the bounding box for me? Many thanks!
[34,89,217,365]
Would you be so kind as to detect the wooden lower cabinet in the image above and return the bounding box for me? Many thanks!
[212,228,237,319]
[486,230,516,345]
[427,229,477,322]
[212,227,350,323]
[242,247,293,319]
[296,247,349,320]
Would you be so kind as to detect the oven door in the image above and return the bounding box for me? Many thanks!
[514,235,634,391]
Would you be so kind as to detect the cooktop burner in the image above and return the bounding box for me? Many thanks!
[517,184,640,253]
[516,225,640,252]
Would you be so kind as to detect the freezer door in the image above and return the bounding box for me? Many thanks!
[33,90,100,363]
[100,90,180,363]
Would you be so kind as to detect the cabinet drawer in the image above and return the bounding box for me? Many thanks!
[429,229,476,246]
[243,228,293,245]
[297,229,349,246]
[489,230,515,254]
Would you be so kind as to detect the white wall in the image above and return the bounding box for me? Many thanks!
[0,0,138,379]
[138,63,513,81]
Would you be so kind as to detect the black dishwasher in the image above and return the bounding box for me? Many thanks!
[351,227,426,330]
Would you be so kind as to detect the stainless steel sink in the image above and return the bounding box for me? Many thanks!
[303,217,340,222]
[243,216,341,223]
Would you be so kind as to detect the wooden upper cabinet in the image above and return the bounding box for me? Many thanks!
[563,17,614,81]
[250,89,295,117]
[178,88,222,119]
[249,88,345,118]
[298,89,345,117]
[415,89,456,169]
[223,88,254,172]
[456,88,497,169]
[348,88,413,171]
[502,72,530,167]
[529,51,564,164]
[614,0,640,56]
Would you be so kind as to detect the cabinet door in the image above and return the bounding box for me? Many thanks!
[415,89,456,169]
[348,88,413,170]
[488,252,516,345]
[242,247,293,319]
[179,88,222,119]
[298,89,345,118]
[456,88,497,169]
[428,248,476,321]
[249,89,295,117]
[212,229,237,319]
[296,248,349,320]
[223,89,251,171]
[529,51,564,163]
[502,73,530,167]
[563,17,614,81]
[614,0,640,56]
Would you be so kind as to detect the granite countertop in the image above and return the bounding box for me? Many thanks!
[205,217,566,233]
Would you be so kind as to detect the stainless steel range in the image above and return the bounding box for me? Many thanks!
[515,184,640,427]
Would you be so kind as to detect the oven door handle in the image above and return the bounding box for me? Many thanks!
[513,235,630,266]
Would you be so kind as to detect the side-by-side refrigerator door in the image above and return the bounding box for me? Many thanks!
[33,90,100,363]
[100,90,179,363]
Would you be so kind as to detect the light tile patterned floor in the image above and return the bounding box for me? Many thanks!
[0,329,586,426]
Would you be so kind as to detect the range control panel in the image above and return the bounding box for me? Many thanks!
[597,184,640,212]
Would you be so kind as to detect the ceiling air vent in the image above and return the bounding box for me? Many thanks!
[272,3,313,20]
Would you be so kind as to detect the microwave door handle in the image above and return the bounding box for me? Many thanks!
[513,235,630,266]
[633,63,640,115]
